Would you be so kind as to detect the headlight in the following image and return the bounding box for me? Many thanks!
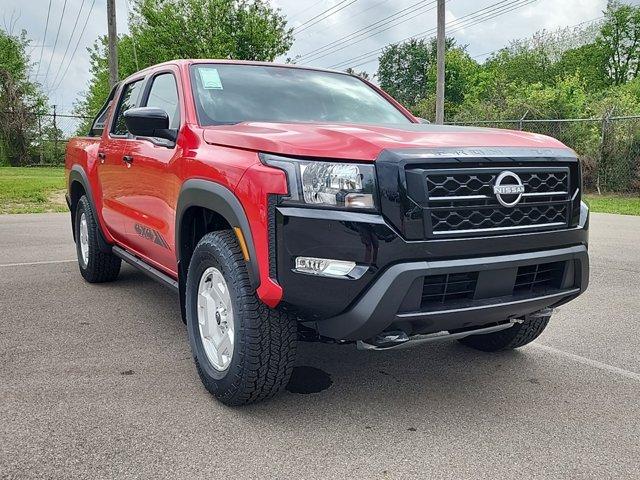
[260,153,377,210]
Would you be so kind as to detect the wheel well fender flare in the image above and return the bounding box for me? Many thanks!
[175,179,260,289]
[68,165,112,252]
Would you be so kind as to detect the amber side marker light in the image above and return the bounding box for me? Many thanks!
[233,227,250,261]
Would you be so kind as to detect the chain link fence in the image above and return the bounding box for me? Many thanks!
[0,109,91,167]
[450,115,640,194]
[2,109,639,194]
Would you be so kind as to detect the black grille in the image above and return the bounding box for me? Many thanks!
[418,261,569,312]
[514,261,565,295]
[421,271,478,308]
[420,167,571,236]
[426,171,568,198]
[431,204,568,233]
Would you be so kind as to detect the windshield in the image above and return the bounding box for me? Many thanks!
[190,64,412,126]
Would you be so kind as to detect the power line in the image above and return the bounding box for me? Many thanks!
[297,0,427,61]
[296,0,360,34]
[296,0,437,62]
[50,0,87,89]
[35,0,52,80]
[299,1,440,64]
[330,0,526,69]
[348,0,539,69]
[294,0,359,34]
[330,0,538,70]
[287,1,326,23]
[43,0,68,91]
[51,0,97,93]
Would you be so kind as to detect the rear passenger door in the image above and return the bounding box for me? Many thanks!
[98,78,145,244]
[116,69,183,275]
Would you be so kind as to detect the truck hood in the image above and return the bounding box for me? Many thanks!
[201,122,569,161]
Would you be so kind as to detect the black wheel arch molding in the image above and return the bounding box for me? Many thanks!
[67,165,112,253]
[175,178,260,290]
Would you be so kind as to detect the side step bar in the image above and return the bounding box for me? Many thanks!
[112,246,179,292]
[356,321,518,351]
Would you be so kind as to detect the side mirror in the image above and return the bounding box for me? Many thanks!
[124,107,176,142]
[417,117,431,124]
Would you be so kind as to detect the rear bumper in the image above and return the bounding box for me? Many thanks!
[316,245,588,340]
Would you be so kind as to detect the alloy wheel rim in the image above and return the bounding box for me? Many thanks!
[79,212,89,267]
[197,267,234,371]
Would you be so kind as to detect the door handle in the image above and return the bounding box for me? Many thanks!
[123,155,134,165]
[97,151,106,163]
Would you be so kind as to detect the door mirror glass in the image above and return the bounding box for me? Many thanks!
[123,107,176,142]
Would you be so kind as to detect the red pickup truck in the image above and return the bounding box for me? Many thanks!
[65,60,589,405]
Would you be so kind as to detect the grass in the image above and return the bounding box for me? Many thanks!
[0,166,639,216]
[0,167,67,214]
[584,194,640,216]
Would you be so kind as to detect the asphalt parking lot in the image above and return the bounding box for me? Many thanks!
[1,212,639,479]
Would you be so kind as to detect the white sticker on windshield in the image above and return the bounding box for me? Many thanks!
[199,68,223,90]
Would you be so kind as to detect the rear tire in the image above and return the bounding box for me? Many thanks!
[74,195,121,283]
[186,230,297,406]
[458,315,551,352]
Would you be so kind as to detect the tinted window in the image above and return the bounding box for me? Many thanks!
[90,102,111,137]
[190,64,411,126]
[145,73,180,129]
[111,79,144,135]
[89,85,118,137]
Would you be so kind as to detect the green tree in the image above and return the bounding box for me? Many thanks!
[378,38,445,106]
[597,0,640,85]
[75,0,293,125]
[377,37,476,117]
[0,29,46,166]
[554,43,610,92]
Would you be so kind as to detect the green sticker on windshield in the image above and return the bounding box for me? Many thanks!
[199,68,223,90]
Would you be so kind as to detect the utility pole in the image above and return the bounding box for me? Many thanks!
[435,0,445,124]
[107,0,119,87]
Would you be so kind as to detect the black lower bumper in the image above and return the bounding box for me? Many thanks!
[273,204,589,341]
[316,245,587,340]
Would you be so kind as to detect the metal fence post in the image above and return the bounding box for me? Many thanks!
[597,108,615,195]
[37,113,43,164]
[52,105,58,164]
[518,110,529,131]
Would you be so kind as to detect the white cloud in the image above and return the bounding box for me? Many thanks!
[5,0,640,112]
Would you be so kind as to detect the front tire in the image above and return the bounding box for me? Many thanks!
[458,314,551,352]
[186,230,297,406]
[74,195,121,283]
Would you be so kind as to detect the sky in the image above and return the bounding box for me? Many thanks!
[3,0,640,113]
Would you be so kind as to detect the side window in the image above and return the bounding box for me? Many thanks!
[111,79,144,136]
[89,85,117,137]
[144,73,180,129]
[89,103,111,137]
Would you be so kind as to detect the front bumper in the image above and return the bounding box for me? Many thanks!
[272,204,589,341]
[317,246,587,340]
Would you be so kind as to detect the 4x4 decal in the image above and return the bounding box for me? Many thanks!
[134,223,170,249]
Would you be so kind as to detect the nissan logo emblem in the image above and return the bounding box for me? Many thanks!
[493,171,525,207]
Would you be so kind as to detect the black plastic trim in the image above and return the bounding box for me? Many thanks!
[67,165,112,253]
[316,245,589,340]
[175,179,259,289]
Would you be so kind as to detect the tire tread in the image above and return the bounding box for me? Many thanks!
[189,230,297,406]
[76,196,121,283]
